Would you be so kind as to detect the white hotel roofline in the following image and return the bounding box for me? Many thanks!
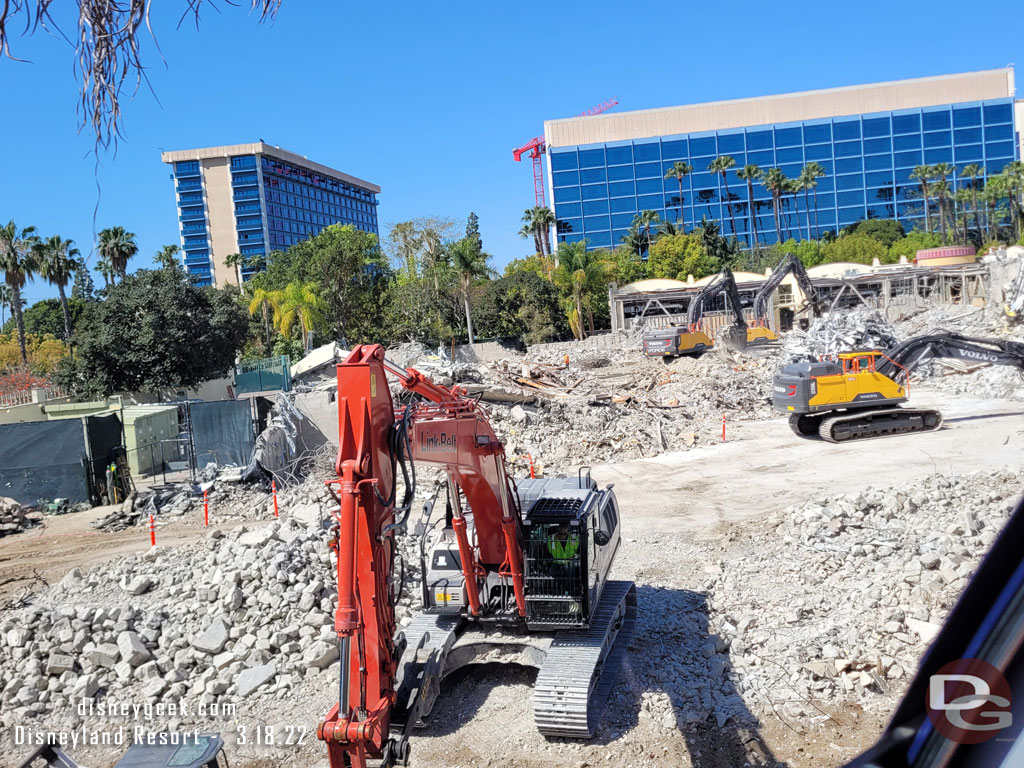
[544,68,1016,149]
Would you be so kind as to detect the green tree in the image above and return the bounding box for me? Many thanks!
[959,164,985,238]
[693,216,735,267]
[1,297,87,338]
[247,288,278,350]
[56,268,248,397]
[801,162,827,240]
[448,236,495,344]
[522,207,555,257]
[931,163,955,244]
[553,241,610,339]
[36,235,80,342]
[821,234,887,265]
[647,233,716,280]
[0,220,40,364]
[465,211,482,254]
[844,219,906,249]
[736,165,763,248]
[473,269,566,344]
[888,231,942,262]
[708,156,738,239]
[612,246,648,284]
[153,244,182,271]
[1006,161,1024,240]
[386,220,423,279]
[910,165,935,234]
[271,282,324,353]
[761,168,788,244]
[664,161,693,225]
[0,284,10,326]
[634,210,661,255]
[71,257,95,300]
[97,226,138,282]
[222,251,244,285]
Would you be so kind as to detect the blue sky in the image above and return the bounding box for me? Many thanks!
[1,0,1021,305]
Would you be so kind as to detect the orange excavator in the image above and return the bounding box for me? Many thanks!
[318,345,636,768]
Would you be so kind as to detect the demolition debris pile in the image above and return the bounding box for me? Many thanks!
[0,513,340,742]
[703,468,1019,722]
[782,307,899,362]
[394,341,780,473]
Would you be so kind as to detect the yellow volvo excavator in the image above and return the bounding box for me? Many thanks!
[642,268,749,357]
[747,254,824,345]
[773,332,1024,442]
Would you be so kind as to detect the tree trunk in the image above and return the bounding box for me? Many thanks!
[922,183,931,234]
[462,283,475,345]
[813,188,820,240]
[12,283,27,364]
[772,194,782,243]
[972,187,982,239]
[57,282,72,342]
[938,194,948,244]
[678,179,685,225]
[262,302,272,347]
[575,293,585,341]
[533,229,543,256]
[722,175,737,240]
[540,222,551,257]
[747,180,758,249]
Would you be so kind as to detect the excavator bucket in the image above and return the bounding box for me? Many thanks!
[722,326,749,351]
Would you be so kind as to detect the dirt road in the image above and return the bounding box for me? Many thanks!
[593,390,1024,533]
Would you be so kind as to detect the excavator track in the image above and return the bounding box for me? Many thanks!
[788,413,822,436]
[818,407,943,443]
[532,580,637,738]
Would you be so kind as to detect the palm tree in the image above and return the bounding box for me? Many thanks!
[248,287,279,348]
[36,235,79,342]
[222,251,244,285]
[271,282,324,353]
[960,164,984,238]
[0,221,40,364]
[518,222,543,256]
[910,165,934,234]
[781,178,802,241]
[1006,161,1024,240]
[554,240,609,339]
[656,219,683,237]
[761,168,788,244]
[449,237,495,345]
[736,165,763,248]
[97,226,138,282]
[95,257,115,288]
[984,174,1008,239]
[154,244,181,271]
[931,163,955,244]
[635,210,661,255]
[708,156,738,239]
[0,284,10,326]
[801,162,828,241]
[953,187,972,243]
[664,161,693,225]
[522,207,555,257]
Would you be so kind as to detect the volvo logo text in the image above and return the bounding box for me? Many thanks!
[956,349,999,363]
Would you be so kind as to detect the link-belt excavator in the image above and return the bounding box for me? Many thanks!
[747,254,824,345]
[773,332,1024,442]
[318,345,636,768]
[642,267,749,357]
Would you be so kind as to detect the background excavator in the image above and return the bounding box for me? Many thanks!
[747,254,824,345]
[642,267,749,357]
[319,345,636,768]
[773,332,1024,442]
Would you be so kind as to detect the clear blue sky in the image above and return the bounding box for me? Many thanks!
[1,0,1021,304]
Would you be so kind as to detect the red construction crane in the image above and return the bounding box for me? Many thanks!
[513,98,619,207]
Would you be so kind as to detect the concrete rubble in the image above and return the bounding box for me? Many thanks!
[0,497,39,537]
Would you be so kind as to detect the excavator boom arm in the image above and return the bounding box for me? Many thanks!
[686,267,748,331]
[878,332,1024,382]
[752,254,822,322]
[319,345,526,768]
